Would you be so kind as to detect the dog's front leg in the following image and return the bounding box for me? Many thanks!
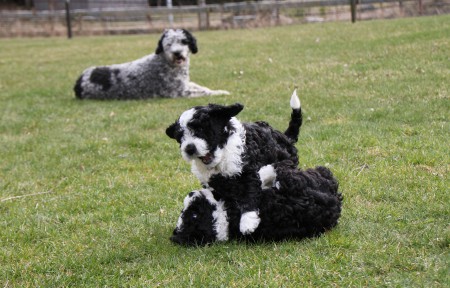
[240,210,261,235]
[186,82,230,98]
[208,173,261,235]
[238,174,262,235]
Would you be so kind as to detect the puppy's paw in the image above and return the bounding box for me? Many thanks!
[258,164,276,189]
[240,211,261,235]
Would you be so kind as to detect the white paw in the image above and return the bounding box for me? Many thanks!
[211,90,230,96]
[258,165,276,189]
[240,211,261,235]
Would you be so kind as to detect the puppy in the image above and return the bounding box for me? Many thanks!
[74,29,229,100]
[166,90,302,235]
[171,164,343,246]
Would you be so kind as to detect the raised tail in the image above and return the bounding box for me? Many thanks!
[284,89,303,143]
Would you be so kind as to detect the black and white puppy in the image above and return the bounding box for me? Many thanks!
[74,29,229,100]
[171,163,343,246]
[166,90,302,235]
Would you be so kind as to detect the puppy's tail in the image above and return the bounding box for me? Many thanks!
[284,89,302,143]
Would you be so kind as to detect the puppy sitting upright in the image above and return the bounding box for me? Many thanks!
[166,90,302,234]
[74,29,229,100]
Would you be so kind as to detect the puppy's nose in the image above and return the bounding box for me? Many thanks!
[173,51,182,57]
[185,144,197,156]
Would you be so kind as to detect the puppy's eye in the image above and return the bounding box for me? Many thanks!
[173,131,183,142]
[192,213,198,219]
[181,39,189,45]
[188,123,204,134]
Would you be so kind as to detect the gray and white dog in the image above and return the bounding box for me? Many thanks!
[74,29,229,100]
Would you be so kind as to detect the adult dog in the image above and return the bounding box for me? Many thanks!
[166,90,302,235]
[74,29,229,100]
[171,164,343,246]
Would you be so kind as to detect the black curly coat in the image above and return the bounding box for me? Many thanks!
[208,119,301,213]
[166,99,302,224]
[171,164,343,246]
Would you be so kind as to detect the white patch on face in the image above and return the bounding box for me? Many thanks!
[200,189,229,242]
[178,108,195,127]
[178,108,210,162]
[191,117,246,184]
[162,29,190,66]
[183,190,201,209]
[180,135,209,162]
[175,214,183,231]
[258,165,277,189]
[176,190,202,231]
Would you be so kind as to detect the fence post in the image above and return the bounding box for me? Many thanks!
[167,0,174,27]
[65,0,72,39]
[350,0,357,23]
[198,0,207,30]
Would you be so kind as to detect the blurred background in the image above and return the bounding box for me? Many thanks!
[1,0,449,37]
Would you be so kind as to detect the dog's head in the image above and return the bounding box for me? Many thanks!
[166,103,244,169]
[155,29,198,67]
[171,189,229,246]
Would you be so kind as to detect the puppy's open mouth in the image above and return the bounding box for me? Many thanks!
[199,153,213,165]
[174,55,185,65]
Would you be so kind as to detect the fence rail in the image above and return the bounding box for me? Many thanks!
[1,0,448,37]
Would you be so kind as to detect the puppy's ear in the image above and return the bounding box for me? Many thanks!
[182,29,198,54]
[155,30,167,54]
[210,103,244,119]
[166,122,179,139]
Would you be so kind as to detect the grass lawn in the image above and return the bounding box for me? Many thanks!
[1,15,449,287]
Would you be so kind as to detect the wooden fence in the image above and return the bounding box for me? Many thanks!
[1,0,448,37]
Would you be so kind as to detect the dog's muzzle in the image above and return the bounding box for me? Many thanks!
[173,52,186,65]
[199,153,213,165]
[185,143,197,156]
[184,144,213,165]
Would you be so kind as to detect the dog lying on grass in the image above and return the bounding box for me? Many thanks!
[166,90,302,235]
[74,29,229,100]
[171,163,343,246]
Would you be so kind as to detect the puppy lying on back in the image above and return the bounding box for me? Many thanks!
[74,29,229,100]
[171,163,343,246]
[166,90,302,235]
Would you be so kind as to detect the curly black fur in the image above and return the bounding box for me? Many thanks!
[208,120,300,212]
[249,164,342,241]
[171,165,343,246]
[171,193,217,246]
[167,92,302,235]
[166,100,301,222]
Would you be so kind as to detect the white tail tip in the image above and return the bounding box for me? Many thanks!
[290,89,301,110]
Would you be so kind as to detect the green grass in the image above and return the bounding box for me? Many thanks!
[1,15,449,287]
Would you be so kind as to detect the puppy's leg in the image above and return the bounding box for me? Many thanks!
[186,82,230,98]
[208,172,261,235]
[238,173,262,235]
